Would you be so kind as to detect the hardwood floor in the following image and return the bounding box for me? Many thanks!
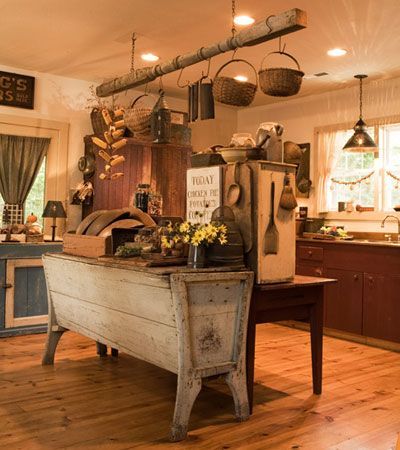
[1,324,399,450]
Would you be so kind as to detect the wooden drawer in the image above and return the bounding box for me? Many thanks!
[297,245,324,262]
[296,264,323,278]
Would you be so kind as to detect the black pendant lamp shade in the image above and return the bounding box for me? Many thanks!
[343,74,378,153]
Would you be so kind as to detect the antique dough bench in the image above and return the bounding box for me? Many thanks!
[42,253,253,441]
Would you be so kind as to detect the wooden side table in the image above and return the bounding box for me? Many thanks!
[246,275,336,412]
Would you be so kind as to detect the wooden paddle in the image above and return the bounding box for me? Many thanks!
[263,181,279,255]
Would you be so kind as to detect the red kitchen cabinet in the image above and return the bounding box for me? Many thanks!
[296,239,400,344]
[363,273,400,343]
[324,268,363,335]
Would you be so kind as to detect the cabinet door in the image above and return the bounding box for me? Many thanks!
[5,259,48,328]
[324,268,363,334]
[363,273,400,343]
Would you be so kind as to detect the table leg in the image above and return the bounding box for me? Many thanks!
[309,286,324,394]
[96,342,107,357]
[246,298,256,414]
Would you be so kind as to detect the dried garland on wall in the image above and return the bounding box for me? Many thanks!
[330,171,374,190]
[386,170,400,189]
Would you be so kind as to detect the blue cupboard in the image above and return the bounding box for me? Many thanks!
[0,242,63,337]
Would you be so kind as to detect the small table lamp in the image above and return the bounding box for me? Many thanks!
[42,200,67,241]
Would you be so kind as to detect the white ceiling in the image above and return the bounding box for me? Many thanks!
[2,0,400,105]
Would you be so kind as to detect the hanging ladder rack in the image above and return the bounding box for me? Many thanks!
[96,8,307,97]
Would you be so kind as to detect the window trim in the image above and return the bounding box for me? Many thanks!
[0,113,69,236]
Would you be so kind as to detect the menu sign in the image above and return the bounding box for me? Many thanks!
[0,71,35,109]
[186,166,222,224]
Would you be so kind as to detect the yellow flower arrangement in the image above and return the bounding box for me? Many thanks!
[164,221,228,247]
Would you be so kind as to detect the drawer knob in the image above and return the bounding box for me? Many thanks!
[353,274,359,281]
[315,269,322,276]
[308,251,313,256]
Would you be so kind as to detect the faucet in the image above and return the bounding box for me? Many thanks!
[381,215,400,239]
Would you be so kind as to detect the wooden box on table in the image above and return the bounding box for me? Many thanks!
[63,233,112,258]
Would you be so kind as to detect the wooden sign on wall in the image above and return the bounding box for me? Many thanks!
[186,166,222,224]
[0,71,35,109]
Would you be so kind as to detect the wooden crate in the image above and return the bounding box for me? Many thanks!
[63,233,112,258]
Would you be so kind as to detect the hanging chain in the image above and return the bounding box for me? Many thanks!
[130,32,136,73]
[359,76,363,119]
[231,0,236,37]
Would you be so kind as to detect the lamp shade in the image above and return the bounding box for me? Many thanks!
[343,119,378,153]
[343,74,378,154]
[42,200,67,218]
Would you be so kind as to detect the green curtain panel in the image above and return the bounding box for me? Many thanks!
[0,134,50,205]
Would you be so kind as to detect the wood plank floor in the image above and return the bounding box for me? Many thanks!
[1,324,399,450]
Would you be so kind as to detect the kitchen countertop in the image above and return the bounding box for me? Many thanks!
[297,237,400,248]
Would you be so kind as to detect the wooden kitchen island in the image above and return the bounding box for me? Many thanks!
[42,253,253,441]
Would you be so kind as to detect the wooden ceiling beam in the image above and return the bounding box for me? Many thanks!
[96,8,307,98]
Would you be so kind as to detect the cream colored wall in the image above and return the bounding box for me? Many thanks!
[0,64,236,230]
[237,76,400,233]
[189,104,237,152]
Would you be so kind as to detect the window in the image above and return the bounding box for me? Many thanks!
[0,157,46,226]
[24,157,46,224]
[326,122,400,211]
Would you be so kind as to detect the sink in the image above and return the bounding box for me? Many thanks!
[364,239,400,245]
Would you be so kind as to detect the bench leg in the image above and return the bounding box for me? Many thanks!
[225,370,250,421]
[42,328,65,365]
[170,372,202,442]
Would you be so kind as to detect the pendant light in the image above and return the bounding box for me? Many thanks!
[343,74,377,153]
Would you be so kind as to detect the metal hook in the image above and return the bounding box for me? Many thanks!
[278,37,286,54]
[177,67,190,88]
[265,15,275,34]
[231,48,238,60]
[159,76,164,92]
[197,47,207,60]
[201,58,212,78]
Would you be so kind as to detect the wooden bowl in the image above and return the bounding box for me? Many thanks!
[218,147,261,163]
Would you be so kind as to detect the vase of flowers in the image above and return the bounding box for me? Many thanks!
[161,221,227,268]
[187,243,206,268]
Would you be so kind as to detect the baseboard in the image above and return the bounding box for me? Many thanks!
[279,320,400,353]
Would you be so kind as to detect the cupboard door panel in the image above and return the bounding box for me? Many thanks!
[363,273,400,343]
[5,259,48,329]
[324,268,363,334]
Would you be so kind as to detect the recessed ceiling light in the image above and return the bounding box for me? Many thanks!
[327,48,347,57]
[234,75,248,82]
[233,15,255,26]
[141,53,159,62]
